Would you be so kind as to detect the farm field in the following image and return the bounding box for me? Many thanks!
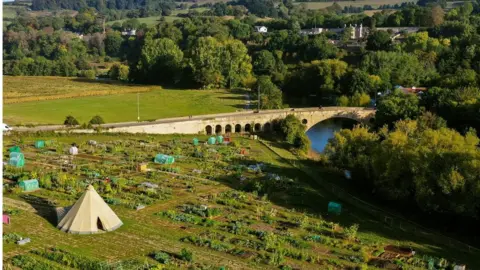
[296,0,414,9]
[3,76,246,126]
[106,8,209,26]
[2,132,478,269]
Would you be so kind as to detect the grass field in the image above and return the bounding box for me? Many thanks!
[296,0,413,9]
[2,133,478,269]
[3,76,246,125]
[106,8,209,26]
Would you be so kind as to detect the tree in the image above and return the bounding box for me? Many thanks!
[303,35,338,61]
[366,31,392,51]
[279,115,310,154]
[188,37,224,88]
[64,115,79,126]
[109,64,129,81]
[180,248,193,262]
[253,50,276,75]
[137,37,183,84]
[341,27,353,44]
[255,76,283,109]
[375,89,420,128]
[222,39,253,88]
[89,115,105,125]
[429,5,445,27]
[105,31,123,57]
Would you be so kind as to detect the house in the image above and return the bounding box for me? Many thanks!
[395,85,427,95]
[254,26,268,33]
[121,29,136,36]
[299,28,324,36]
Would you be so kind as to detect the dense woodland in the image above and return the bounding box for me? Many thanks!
[3,0,480,237]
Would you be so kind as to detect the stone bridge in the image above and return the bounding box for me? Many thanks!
[99,107,376,135]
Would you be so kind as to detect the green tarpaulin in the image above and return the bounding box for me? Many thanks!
[8,146,21,153]
[193,138,199,146]
[19,179,39,192]
[35,140,45,148]
[216,135,224,144]
[154,154,175,164]
[207,137,216,145]
[328,201,342,215]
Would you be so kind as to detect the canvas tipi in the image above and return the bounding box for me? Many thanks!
[57,185,123,234]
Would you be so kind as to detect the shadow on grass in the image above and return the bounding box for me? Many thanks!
[20,194,59,227]
[207,147,479,268]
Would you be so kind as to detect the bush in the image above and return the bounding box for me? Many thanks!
[153,251,170,264]
[109,64,129,81]
[83,69,96,80]
[344,224,359,241]
[64,115,79,126]
[89,115,105,125]
[180,248,193,262]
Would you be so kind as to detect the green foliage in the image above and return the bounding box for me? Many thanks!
[366,31,392,51]
[153,251,170,264]
[180,248,193,262]
[325,120,480,219]
[83,69,96,80]
[279,115,310,154]
[343,224,359,241]
[137,38,183,84]
[255,76,283,109]
[63,115,79,126]
[375,89,420,127]
[89,115,105,125]
[109,64,129,81]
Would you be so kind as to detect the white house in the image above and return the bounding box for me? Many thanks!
[254,26,268,33]
[299,28,324,36]
[121,29,136,36]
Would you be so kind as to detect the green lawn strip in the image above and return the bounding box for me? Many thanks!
[4,89,245,125]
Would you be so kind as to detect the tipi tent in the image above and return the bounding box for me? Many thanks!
[57,185,123,234]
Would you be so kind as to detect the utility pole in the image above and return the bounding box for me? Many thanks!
[257,85,260,111]
[137,93,140,121]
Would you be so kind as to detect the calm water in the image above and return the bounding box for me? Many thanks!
[306,118,357,153]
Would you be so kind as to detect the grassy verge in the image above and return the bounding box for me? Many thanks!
[3,76,247,125]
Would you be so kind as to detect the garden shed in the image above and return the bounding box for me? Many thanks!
[207,137,216,145]
[193,138,199,146]
[8,146,21,153]
[19,179,39,192]
[3,214,10,224]
[154,154,175,164]
[328,201,342,215]
[9,153,25,168]
[35,140,45,148]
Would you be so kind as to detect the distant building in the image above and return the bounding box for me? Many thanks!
[121,29,136,36]
[254,26,268,33]
[395,85,427,94]
[299,28,324,36]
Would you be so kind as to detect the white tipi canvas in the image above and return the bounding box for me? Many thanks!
[57,185,123,234]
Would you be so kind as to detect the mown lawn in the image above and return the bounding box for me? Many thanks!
[296,0,412,9]
[3,76,247,125]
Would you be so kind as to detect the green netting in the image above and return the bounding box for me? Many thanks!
[9,157,25,168]
[154,154,175,164]
[8,146,21,153]
[216,135,224,144]
[193,138,199,146]
[9,152,24,160]
[207,137,216,145]
[35,140,45,148]
[19,179,39,191]
[328,201,342,215]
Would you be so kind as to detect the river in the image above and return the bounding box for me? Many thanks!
[306,118,358,153]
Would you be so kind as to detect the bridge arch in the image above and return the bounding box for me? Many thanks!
[263,122,271,132]
[234,124,242,133]
[215,125,222,134]
[254,123,262,132]
[225,124,232,133]
[245,124,251,133]
[205,125,212,135]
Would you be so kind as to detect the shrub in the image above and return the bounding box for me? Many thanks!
[109,64,129,81]
[89,115,105,125]
[83,69,96,80]
[344,224,359,241]
[153,251,170,264]
[64,115,79,126]
[180,248,193,262]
